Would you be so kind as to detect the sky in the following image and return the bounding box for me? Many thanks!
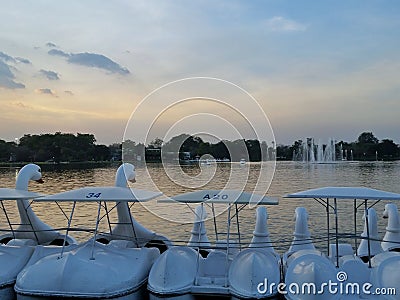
[1,0,399,146]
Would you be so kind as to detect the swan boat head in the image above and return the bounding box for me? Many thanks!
[1,164,76,246]
[98,163,171,251]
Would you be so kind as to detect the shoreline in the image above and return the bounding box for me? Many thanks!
[0,161,120,170]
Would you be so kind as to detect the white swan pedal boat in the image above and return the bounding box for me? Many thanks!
[0,189,43,300]
[148,189,281,299]
[283,186,400,300]
[0,164,76,300]
[15,163,170,300]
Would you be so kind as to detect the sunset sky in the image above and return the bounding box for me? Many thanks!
[1,1,399,146]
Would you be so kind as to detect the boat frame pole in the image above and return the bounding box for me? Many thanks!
[225,204,231,288]
[235,203,241,251]
[194,203,204,286]
[334,198,339,268]
[59,201,76,259]
[90,201,102,260]
[211,203,218,241]
[0,200,15,240]
[354,199,358,255]
[103,201,113,235]
[327,198,330,257]
[364,200,372,268]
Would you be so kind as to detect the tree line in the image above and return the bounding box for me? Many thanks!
[0,131,399,163]
[123,134,274,162]
[1,133,113,163]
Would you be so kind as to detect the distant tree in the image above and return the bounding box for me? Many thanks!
[15,145,31,162]
[109,143,122,161]
[0,140,16,162]
[163,134,191,152]
[276,144,291,160]
[377,139,399,160]
[162,134,205,159]
[135,143,145,159]
[148,138,163,149]
[17,132,98,162]
[180,136,203,154]
[197,140,211,156]
[354,132,379,160]
[245,140,261,161]
[210,141,229,160]
[222,139,247,161]
[357,132,379,144]
[93,145,111,161]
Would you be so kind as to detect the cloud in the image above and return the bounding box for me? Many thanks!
[0,51,31,64]
[35,88,57,96]
[0,51,16,63]
[48,49,70,58]
[48,49,130,75]
[40,69,60,80]
[15,57,31,64]
[46,42,57,48]
[0,61,25,89]
[266,16,307,32]
[64,90,74,96]
[69,52,130,75]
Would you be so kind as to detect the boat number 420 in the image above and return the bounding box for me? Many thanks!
[202,194,229,200]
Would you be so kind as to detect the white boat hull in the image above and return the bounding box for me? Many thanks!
[16,241,160,299]
[149,247,280,299]
[16,285,148,300]
[0,241,36,300]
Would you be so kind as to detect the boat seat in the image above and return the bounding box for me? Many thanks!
[96,237,110,244]
[145,239,169,254]
[329,243,354,260]
[198,251,229,279]
[7,238,37,246]
[49,238,70,246]
[339,255,370,290]
[108,239,136,248]
[0,236,13,244]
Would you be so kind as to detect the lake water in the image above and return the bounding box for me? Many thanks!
[1,161,399,253]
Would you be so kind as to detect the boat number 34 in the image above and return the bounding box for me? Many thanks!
[86,192,102,199]
[202,194,229,200]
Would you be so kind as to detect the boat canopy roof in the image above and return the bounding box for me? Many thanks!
[35,186,162,202]
[159,189,278,205]
[285,186,400,200]
[0,188,44,200]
